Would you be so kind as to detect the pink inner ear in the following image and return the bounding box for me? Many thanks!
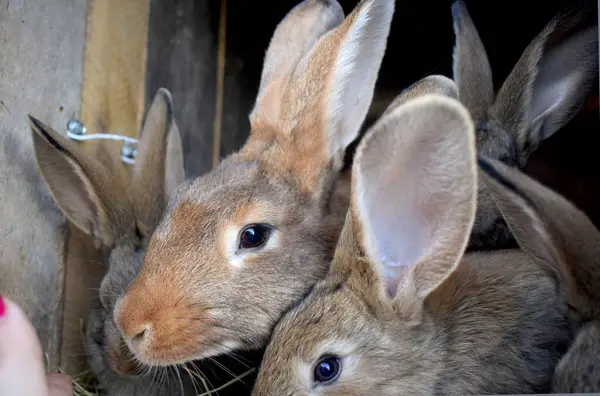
[383,261,410,299]
[386,272,401,298]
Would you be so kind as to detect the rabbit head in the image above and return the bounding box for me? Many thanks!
[112,0,394,367]
[251,94,572,396]
[451,0,598,250]
[30,89,193,394]
[479,155,600,393]
[384,74,458,112]
[479,156,600,322]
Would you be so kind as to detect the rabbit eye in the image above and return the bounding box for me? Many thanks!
[239,224,270,250]
[313,355,341,384]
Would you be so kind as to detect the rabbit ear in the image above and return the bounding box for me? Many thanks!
[249,0,344,127]
[29,116,133,246]
[490,6,598,164]
[261,0,394,194]
[451,1,494,120]
[479,156,600,320]
[131,88,185,236]
[350,95,477,303]
[384,75,458,115]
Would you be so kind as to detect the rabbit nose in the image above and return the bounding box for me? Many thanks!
[130,324,150,345]
[113,297,153,349]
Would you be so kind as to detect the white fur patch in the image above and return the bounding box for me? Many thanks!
[223,224,280,268]
[326,0,394,158]
[185,340,243,363]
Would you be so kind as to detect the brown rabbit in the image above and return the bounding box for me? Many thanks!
[478,157,600,393]
[451,0,598,250]
[251,94,572,395]
[112,0,395,368]
[30,89,216,395]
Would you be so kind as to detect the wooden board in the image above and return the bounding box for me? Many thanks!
[145,0,252,178]
[0,0,87,370]
[60,0,150,375]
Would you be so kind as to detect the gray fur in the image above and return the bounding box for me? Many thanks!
[452,0,599,250]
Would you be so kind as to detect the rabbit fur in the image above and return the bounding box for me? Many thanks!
[112,0,395,368]
[251,94,573,395]
[30,89,219,395]
[479,155,600,393]
[451,0,598,251]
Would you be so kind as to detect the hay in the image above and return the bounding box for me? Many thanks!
[70,370,102,396]
[68,367,255,396]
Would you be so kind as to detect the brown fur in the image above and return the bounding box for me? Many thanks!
[451,0,598,250]
[31,89,198,394]
[113,0,395,367]
[252,95,572,395]
[384,75,459,114]
[478,156,600,392]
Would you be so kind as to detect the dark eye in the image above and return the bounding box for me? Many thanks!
[313,356,341,384]
[239,224,270,250]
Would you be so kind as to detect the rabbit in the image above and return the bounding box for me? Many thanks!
[552,321,600,392]
[111,0,395,369]
[450,0,598,251]
[30,89,252,395]
[478,155,600,392]
[250,94,574,396]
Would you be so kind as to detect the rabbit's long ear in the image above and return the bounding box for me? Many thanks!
[490,5,598,165]
[347,95,477,308]
[249,0,344,129]
[451,0,494,120]
[131,88,185,236]
[29,116,133,246]
[384,75,458,115]
[479,156,600,320]
[259,0,394,195]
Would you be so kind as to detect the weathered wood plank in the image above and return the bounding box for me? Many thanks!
[0,0,87,370]
[145,0,252,178]
[79,0,150,180]
[60,0,150,375]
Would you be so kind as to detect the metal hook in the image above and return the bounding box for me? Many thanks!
[66,118,138,164]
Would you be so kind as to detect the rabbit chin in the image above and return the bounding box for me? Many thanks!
[128,335,243,367]
[104,338,145,377]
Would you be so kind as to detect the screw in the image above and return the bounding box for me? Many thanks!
[67,119,86,135]
[121,142,137,160]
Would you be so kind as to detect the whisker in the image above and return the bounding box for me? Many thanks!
[174,365,185,396]
[181,364,201,395]
[197,368,256,396]
[189,361,214,392]
[207,357,238,379]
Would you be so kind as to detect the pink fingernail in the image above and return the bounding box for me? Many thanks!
[0,295,5,318]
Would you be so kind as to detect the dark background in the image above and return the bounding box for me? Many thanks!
[147,0,599,175]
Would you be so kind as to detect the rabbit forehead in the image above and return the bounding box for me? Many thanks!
[155,160,298,240]
[258,280,426,394]
[268,275,384,362]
